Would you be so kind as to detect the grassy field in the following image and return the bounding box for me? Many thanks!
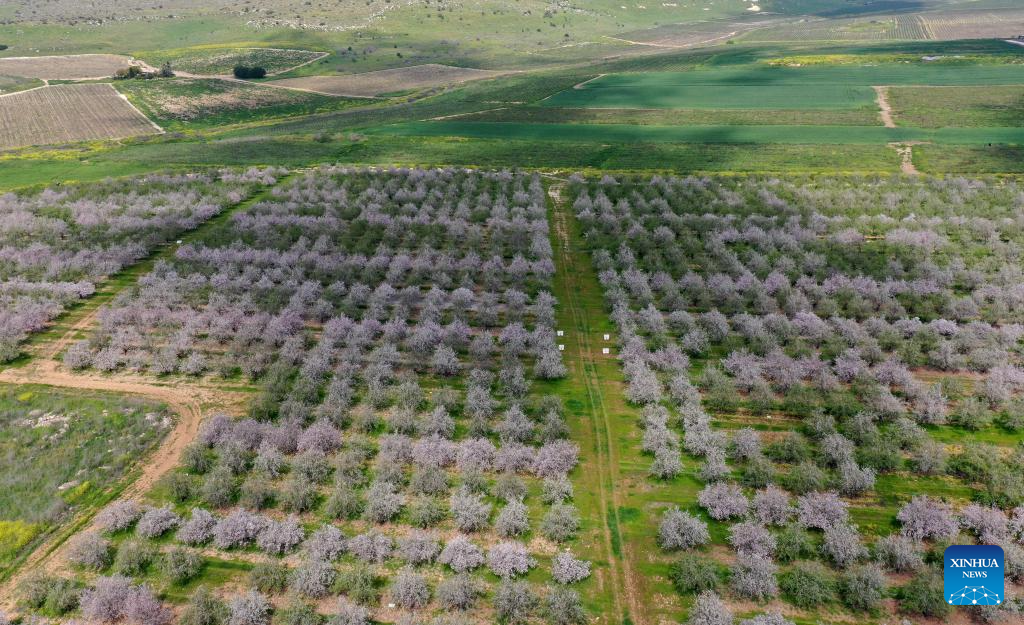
[463,105,883,126]
[543,64,1024,110]
[138,47,326,76]
[888,85,1024,127]
[371,120,1024,145]
[0,384,170,577]
[0,74,41,95]
[116,78,364,131]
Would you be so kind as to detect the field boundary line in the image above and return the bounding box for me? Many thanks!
[0,83,50,99]
[111,83,166,134]
[573,74,607,90]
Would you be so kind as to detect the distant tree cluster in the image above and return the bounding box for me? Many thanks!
[233,65,268,79]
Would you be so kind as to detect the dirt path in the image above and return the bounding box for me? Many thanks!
[0,360,247,606]
[873,86,896,128]
[603,32,739,49]
[0,180,288,607]
[573,74,607,90]
[890,142,920,175]
[549,182,644,625]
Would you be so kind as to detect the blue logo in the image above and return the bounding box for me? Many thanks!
[944,545,1004,606]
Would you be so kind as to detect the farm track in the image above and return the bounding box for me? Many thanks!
[549,181,643,625]
[873,86,896,128]
[0,179,291,606]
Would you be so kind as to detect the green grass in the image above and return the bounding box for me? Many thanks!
[542,65,1024,110]
[913,144,1024,174]
[138,46,326,75]
[546,83,875,110]
[0,73,42,94]
[888,85,1024,128]
[0,384,170,577]
[371,120,1024,145]
[116,78,366,131]
[464,105,882,126]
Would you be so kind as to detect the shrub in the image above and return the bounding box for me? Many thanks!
[136,506,180,538]
[494,580,537,625]
[487,541,536,578]
[179,588,228,625]
[233,65,267,79]
[289,560,337,598]
[335,565,379,606]
[390,567,430,610]
[331,597,369,625]
[541,503,580,542]
[779,562,834,608]
[249,562,289,594]
[668,554,720,594]
[436,574,483,611]
[113,539,156,576]
[551,551,591,584]
[96,500,143,533]
[730,555,778,601]
[874,534,924,572]
[305,524,347,562]
[439,536,485,573]
[775,524,815,563]
[160,548,204,584]
[898,570,950,618]
[545,587,587,625]
[839,564,886,611]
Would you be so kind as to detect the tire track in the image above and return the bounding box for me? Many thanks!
[549,182,643,625]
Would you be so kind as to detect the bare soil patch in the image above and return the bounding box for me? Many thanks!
[0,54,140,80]
[0,83,161,150]
[268,64,502,97]
[873,85,896,128]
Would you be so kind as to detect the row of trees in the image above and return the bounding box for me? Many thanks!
[0,168,279,362]
[571,174,1024,622]
[44,169,581,624]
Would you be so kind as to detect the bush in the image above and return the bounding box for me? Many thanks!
[779,562,834,608]
[113,539,156,576]
[775,524,815,563]
[668,554,720,594]
[541,503,580,542]
[179,588,228,625]
[278,599,320,625]
[249,562,289,594]
[233,65,268,79]
[335,565,379,605]
[18,574,79,614]
[494,580,537,625]
[545,587,587,625]
[899,570,950,618]
[160,548,204,584]
[839,564,886,611]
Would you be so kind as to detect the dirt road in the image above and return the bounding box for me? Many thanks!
[874,86,896,128]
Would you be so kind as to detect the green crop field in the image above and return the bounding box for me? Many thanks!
[372,120,1024,145]
[543,65,1024,110]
